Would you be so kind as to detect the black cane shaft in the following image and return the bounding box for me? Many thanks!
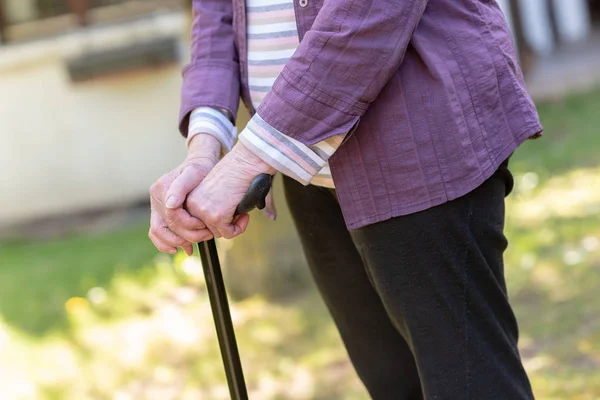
[195,173,272,400]
[198,239,248,400]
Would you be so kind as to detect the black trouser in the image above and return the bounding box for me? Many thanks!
[282,161,534,400]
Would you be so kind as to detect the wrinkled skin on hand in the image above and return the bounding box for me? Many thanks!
[185,142,277,240]
[149,134,276,255]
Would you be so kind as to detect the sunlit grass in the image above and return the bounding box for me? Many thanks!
[502,89,600,400]
[0,253,365,399]
[0,222,158,336]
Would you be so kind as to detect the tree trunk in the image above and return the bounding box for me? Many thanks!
[547,0,561,47]
[0,0,6,44]
[67,0,90,26]
[509,0,535,77]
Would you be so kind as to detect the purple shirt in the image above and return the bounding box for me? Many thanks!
[180,0,543,229]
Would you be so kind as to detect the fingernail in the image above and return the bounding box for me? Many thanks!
[265,212,275,221]
[166,196,178,209]
[170,249,178,254]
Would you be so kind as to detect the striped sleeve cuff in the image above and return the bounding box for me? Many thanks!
[238,113,345,185]
[188,107,237,153]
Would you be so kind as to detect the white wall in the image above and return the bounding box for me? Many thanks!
[519,0,555,55]
[0,13,190,224]
[4,0,38,24]
[553,0,591,43]
[511,0,591,56]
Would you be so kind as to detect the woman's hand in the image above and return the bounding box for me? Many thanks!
[186,142,277,239]
[263,188,277,221]
[148,134,220,255]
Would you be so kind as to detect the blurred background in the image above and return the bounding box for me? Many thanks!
[0,0,599,399]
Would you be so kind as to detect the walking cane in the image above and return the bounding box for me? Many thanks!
[196,173,273,400]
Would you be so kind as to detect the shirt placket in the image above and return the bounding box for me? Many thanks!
[293,0,310,41]
[236,0,253,115]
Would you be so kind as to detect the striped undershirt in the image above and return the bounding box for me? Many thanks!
[188,0,345,188]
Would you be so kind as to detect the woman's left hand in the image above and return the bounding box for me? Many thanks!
[185,142,277,239]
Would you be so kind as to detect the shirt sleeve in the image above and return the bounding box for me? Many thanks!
[238,113,345,185]
[179,0,240,137]
[188,107,237,154]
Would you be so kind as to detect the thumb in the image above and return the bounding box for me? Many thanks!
[263,189,277,221]
[166,165,208,209]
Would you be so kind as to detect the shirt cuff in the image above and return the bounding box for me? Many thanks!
[188,107,237,154]
[238,113,345,185]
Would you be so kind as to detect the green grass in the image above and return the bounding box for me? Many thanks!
[511,87,600,181]
[503,89,600,400]
[0,222,157,335]
[1,88,600,399]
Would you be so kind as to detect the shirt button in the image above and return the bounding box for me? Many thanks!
[299,0,308,7]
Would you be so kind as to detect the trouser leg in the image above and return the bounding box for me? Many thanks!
[283,176,423,399]
[350,161,534,399]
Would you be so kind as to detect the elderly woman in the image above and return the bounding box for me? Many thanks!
[150,0,542,398]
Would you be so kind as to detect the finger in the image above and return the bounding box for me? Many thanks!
[209,227,223,239]
[150,212,188,248]
[178,228,215,244]
[194,209,223,239]
[150,192,166,218]
[263,189,277,221]
[201,219,223,239]
[182,243,194,256]
[166,165,207,209]
[166,207,206,232]
[148,231,178,254]
[217,214,250,240]
[150,171,177,209]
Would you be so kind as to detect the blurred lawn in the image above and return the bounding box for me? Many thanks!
[503,89,600,399]
[1,89,600,399]
[0,225,157,336]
